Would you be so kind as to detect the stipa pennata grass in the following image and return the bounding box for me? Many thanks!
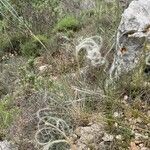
[76,36,107,68]
[35,108,76,150]
[146,53,150,66]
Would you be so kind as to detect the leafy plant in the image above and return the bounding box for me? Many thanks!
[0,33,27,55]
[55,15,80,32]
[0,95,18,132]
[20,35,49,57]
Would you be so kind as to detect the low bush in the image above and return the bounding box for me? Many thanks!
[0,95,18,139]
[20,35,49,57]
[55,15,80,32]
[0,33,27,55]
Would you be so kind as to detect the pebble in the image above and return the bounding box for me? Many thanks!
[141,147,149,150]
[102,133,114,142]
[124,95,129,101]
[114,122,118,127]
[38,64,49,72]
[113,112,121,118]
[136,117,142,123]
[116,135,122,140]
[139,143,144,148]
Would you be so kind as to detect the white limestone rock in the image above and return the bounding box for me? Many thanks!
[0,141,17,150]
[109,0,150,80]
[74,123,105,150]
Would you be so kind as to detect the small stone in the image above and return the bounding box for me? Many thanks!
[102,133,114,142]
[38,64,49,73]
[71,134,78,141]
[136,117,142,123]
[139,143,144,148]
[75,127,81,136]
[124,95,129,100]
[147,111,150,117]
[97,141,106,149]
[129,118,133,122]
[80,0,96,11]
[141,147,149,150]
[74,122,105,149]
[113,112,121,118]
[88,122,93,126]
[114,122,118,127]
[116,135,122,140]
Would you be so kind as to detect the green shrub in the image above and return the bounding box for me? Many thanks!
[0,95,18,133]
[20,35,49,57]
[0,35,9,56]
[55,16,80,31]
[0,81,8,98]
[21,41,38,57]
[0,33,27,55]
[0,95,19,140]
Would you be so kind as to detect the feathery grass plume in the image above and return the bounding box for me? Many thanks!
[35,108,74,150]
[146,54,150,66]
[76,36,106,67]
